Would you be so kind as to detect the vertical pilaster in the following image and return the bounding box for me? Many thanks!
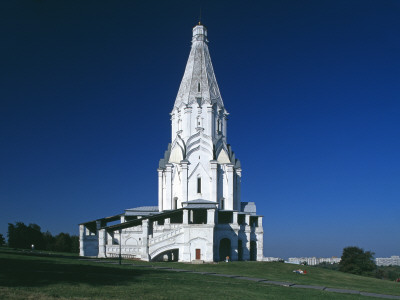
[244,231,251,261]
[183,209,189,225]
[181,160,189,204]
[226,164,234,210]
[98,229,106,258]
[207,209,215,225]
[184,106,192,139]
[165,164,173,210]
[231,234,239,261]
[257,233,264,261]
[141,219,149,261]
[79,225,84,256]
[258,216,263,228]
[223,113,228,139]
[157,168,164,212]
[107,231,113,245]
[164,218,171,230]
[236,168,242,211]
[233,212,238,225]
[171,112,176,140]
[243,214,251,260]
[210,160,218,203]
[206,106,213,137]
[257,216,264,261]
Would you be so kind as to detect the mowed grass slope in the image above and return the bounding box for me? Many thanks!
[143,259,400,296]
[0,249,397,300]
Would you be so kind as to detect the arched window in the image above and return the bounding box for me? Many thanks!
[198,82,201,92]
[173,197,178,210]
[197,177,201,194]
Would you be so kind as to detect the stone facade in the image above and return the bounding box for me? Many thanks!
[79,24,264,262]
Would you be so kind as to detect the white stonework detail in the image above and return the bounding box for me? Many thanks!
[79,24,264,262]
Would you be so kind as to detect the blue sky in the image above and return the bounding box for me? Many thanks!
[1,0,399,259]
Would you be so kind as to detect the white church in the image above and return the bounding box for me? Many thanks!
[79,23,264,262]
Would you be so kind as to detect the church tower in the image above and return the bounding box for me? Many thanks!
[80,23,263,262]
[158,24,242,212]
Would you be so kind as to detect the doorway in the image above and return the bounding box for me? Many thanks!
[219,238,231,261]
[196,248,201,260]
[250,241,257,261]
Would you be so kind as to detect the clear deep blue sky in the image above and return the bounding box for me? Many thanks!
[1,0,399,259]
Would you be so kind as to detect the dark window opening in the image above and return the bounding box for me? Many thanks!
[250,241,257,261]
[192,209,207,224]
[170,211,183,224]
[198,82,200,92]
[218,211,233,224]
[250,216,258,227]
[238,214,245,225]
[219,238,231,261]
[197,177,201,193]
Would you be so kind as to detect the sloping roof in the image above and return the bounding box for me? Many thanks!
[182,199,217,209]
[79,214,122,226]
[125,206,159,212]
[124,206,159,216]
[173,24,224,110]
[185,203,217,209]
[183,199,215,204]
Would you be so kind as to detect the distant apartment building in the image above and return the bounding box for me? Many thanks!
[263,257,283,262]
[375,256,400,266]
[287,257,341,265]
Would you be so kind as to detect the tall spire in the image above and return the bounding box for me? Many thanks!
[173,24,224,110]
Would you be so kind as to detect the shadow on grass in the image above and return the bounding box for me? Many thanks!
[0,253,156,288]
[0,248,79,260]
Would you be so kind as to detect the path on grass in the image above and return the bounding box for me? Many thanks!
[80,259,400,300]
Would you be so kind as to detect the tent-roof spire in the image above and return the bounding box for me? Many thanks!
[173,24,224,110]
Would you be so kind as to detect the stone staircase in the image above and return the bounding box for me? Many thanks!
[148,226,184,258]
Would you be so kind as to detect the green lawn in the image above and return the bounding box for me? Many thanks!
[140,259,400,296]
[0,248,398,300]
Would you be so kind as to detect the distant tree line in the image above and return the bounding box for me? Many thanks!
[7,222,79,253]
[0,233,5,246]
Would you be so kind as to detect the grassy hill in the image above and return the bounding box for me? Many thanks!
[0,248,399,299]
[143,259,400,296]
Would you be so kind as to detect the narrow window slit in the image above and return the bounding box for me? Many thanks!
[197,177,201,193]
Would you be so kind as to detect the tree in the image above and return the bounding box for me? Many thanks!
[7,222,79,253]
[43,231,56,251]
[7,222,44,250]
[70,235,79,253]
[54,233,72,252]
[0,233,5,246]
[339,246,376,275]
